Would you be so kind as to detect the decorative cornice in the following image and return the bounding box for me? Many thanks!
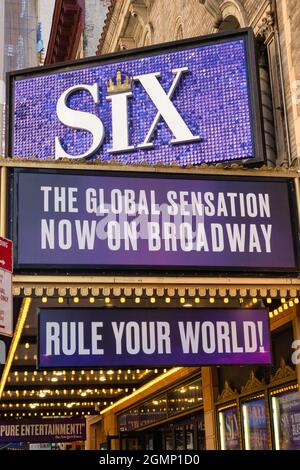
[217,381,238,403]
[0,157,299,177]
[241,371,264,394]
[12,274,300,298]
[97,1,149,55]
[45,0,84,64]
[129,1,149,28]
[97,0,118,55]
[270,358,296,384]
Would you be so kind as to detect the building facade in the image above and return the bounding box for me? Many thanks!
[0,0,300,452]
[93,0,300,450]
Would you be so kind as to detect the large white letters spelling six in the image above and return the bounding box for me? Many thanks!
[55,68,199,159]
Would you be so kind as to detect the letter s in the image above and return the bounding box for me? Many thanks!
[291,340,300,365]
[55,84,104,160]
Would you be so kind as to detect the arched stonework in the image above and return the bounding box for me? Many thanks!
[199,0,223,31]
[219,0,249,27]
[141,22,154,46]
[218,14,240,31]
[174,16,184,40]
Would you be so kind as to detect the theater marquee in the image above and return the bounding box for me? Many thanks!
[8,29,264,166]
[11,169,298,273]
[38,308,271,368]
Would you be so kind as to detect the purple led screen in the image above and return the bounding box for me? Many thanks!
[0,418,86,443]
[11,34,257,165]
[14,170,297,271]
[38,308,271,367]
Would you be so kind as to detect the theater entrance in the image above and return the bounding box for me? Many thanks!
[115,413,205,451]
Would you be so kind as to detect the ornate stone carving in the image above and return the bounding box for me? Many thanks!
[257,10,275,42]
[118,37,136,50]
[270,358,296,384]
[241,371,264,394]
[217,380,238,402]
[129,1,149,28]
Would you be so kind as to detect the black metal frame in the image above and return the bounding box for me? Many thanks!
[9,167,300,275]
[6,27,265,166]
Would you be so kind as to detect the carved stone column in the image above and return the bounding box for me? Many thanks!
[292,306,300,397]
[256,36,277,167]
[256,10,289,167]
[202,366,219,450]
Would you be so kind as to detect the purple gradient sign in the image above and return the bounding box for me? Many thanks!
[13,170,297,271]
[9,30,262,166]
[38,308,271,367]
[0,418,86,442]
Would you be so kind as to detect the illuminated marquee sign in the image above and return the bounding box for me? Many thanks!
[11,169,298,273]
[38,308,271,368]
[8,29,264,166]
[0,418,86,443]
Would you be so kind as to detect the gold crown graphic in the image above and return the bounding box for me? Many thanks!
[105,70,133,94]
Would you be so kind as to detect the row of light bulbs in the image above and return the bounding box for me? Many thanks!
[8,369,157,385]
[11,368,154,375]
[12,369,144,375]
[269,298,299,318]
[138,397,201,413]
[40,296,299,304]
[1,401,105,409]
[9,375,139,383]
[3,387,134,397]
[1,411,90,418]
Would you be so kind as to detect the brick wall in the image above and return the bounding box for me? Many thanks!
[148,0,214,44]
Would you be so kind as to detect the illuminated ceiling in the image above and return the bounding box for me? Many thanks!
[0,293,294,419]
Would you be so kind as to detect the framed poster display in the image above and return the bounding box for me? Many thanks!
[218,405,240,450]
[270,387,300,450]
[241,397,268,450]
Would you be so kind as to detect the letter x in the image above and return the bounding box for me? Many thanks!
[134,67,200,148]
